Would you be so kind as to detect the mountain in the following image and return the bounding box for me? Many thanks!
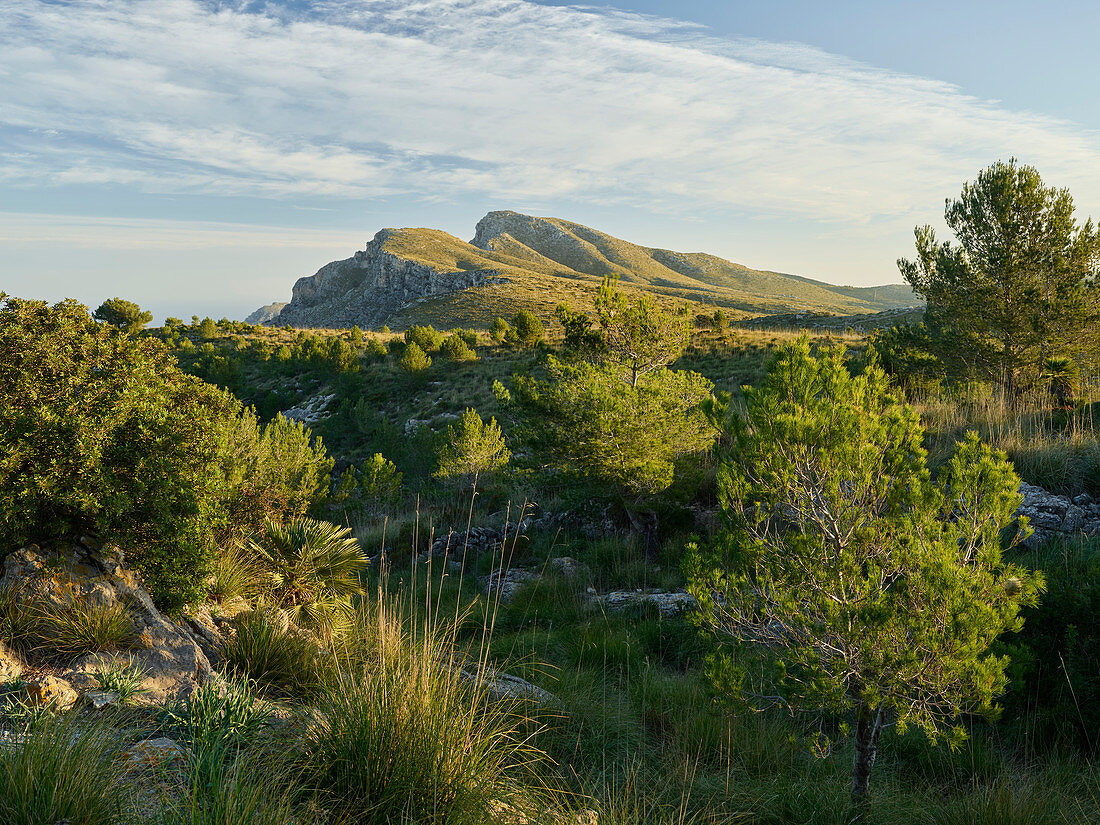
[244,302,288,324]
[265,211,917,329]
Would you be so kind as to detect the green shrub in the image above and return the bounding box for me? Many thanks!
[404,324,444,353]
[363,337,388,359]
[434,408,510,481]
[209,543,266,604]
[0,584,39,654]
[160,746,297,825]
[452,328,479,348]
[223,610,335,699]
[441,333,476,362]
[1003,535,1100,752]
[0,297,330,610]
[159,673,273,755]
[506,310,544,347]
[0,715,126,825]
[331,453,403,516]
[94,656,148,705]
[399,341,431,373]
[490,317,510,343]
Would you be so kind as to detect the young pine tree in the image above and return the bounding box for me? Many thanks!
[686,339,1043,813]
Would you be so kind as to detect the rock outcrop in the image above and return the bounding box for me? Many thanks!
[244,302,288,324]
[0,541,214,704]
[273,229,504,329]
[1016,483,1100,548]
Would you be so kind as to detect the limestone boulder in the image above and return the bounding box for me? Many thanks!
[23,674,78,710]
[0,541,213,704]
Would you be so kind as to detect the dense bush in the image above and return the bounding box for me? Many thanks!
[404,324,444,353]
[506,309,544,347]
[441,333,476,362]
[398,341,431,372]
[0,297,332,609]
[1002,535,1100,752]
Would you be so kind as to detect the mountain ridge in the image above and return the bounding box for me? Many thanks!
[266,210,916,329]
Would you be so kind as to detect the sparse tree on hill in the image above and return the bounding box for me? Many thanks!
[399,342,431,373]
[899,159,1100,397]
[405,324,444,353]
[506,310,544,348]
[490,317,510,343]
[686,339,1043,813]
[434,408,509,482]
[594,276,692,386]
[93,297,152,334]
[712,308,729,334]
[441,334,476,362]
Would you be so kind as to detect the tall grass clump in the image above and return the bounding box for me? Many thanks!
[159,743,298,825]
[299,593,551,824]
[222,610,335,700]
[0,715,127,825]
[159,673,272,757]
[43,596,137,662]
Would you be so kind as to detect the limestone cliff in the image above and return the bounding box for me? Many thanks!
[273,229,505,329]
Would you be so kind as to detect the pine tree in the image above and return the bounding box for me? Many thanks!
[686,338,1043,812]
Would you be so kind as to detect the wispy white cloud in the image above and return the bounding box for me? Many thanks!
[0,212,359,250]
[2,0,1099,226]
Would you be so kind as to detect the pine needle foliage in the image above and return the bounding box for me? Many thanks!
[434,408,510,481]
[687,338,1045,808]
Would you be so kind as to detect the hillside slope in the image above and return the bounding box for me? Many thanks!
[269,211,916,329]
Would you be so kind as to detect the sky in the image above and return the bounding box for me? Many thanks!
[3,0,1099,322]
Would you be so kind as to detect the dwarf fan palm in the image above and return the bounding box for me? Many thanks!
[250,517,368,637]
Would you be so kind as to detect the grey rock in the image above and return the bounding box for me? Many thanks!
[459,664,556,705]
[82,690,120,709]
[23,674,78,710]
[121,737,190,772]
[1,543,214,704]
[273,229,506,329]
[244,302,288,324]
[0,640,22,682]
[1073,493,1094,507]
[595,590,697,618]
[482,569,541,603]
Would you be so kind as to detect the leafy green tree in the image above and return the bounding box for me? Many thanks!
[594,276,692,387]
[398,342,431,373]
[506,310,544,348]
[450,328,479,348]
[197,317,218,340]
[249,517,368,638]
[404,325,444,353]
[509,357,713,546]
[0,296,333,609]
[331,453,403,516]
[490,317,510,343]
[348,325,364,347]
[93,297,153,333]
[686,339,1043,810]
[555,303,604,357]
[434,408,510,482]
[899,159,1100,397]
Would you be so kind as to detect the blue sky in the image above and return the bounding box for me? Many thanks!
[3,0,1099,321]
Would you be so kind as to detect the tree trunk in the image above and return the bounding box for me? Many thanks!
[623,503,659,558]
[849,703,885,819]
